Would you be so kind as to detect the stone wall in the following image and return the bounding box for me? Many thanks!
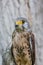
[30,0,43,65]
[0,0,43,65]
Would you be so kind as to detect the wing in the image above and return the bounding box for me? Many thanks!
[30,33,35,65]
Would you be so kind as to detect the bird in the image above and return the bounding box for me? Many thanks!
[12,17,35,65]
[3,17,35,65]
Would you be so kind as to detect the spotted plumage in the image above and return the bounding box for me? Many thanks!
[12,31,32,65]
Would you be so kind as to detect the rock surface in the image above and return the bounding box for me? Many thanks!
[30,0,43,65]
[0,0,43,65]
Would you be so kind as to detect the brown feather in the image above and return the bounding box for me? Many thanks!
[12,32,32,65]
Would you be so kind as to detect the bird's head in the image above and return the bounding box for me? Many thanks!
[15,17,31,32]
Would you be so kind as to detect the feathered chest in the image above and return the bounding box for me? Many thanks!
[12,32,32,65]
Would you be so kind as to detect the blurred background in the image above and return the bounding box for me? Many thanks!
[0,0,43,65]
